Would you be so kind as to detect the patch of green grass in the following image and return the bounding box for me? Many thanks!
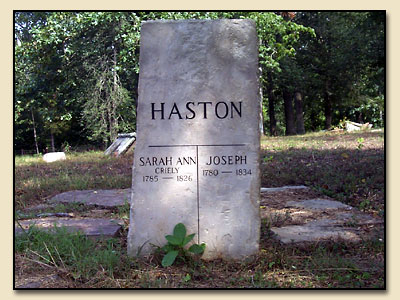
[14,154,44,166]
[17,234,383,288]
[279,241,385,288]
[15,226,122,280]
[117,200,130,219]
[110,200,130,227]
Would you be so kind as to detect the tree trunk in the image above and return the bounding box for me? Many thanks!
[357,111,363,124]
[30,107,39,155]
[266,72,277,136]
[324,80,333,130]
[112,43,118,141]
[294,91,305,134]
[50,130,55,152]
[268,92,277,136]
[338,107,344,122]
[259,67,264,136]
[324,91,332,130]
[283,89,296,135]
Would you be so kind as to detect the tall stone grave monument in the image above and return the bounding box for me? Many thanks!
[128,19,261,260]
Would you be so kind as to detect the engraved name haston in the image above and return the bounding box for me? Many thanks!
[151,101,242,120]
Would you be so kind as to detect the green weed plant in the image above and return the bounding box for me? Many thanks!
[160,223,205,267]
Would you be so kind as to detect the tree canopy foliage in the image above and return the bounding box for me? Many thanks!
[14,11,385,153]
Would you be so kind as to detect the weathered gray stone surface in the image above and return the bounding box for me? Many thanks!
[15,218,122,238]
[260,185,308,193]
[16,184,381,251]
[128,19,261,260]
[49,187,291,207]
[334,211,383,225]
[271,219,361,244]
[268,197,382,245]
[286,199,352,210]
[50,189,131,207]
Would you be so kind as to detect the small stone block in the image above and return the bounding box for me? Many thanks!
[271,223,361,244]
[15,218,122,239]
[260,186,309,193]
[49,189,131,207]
[286,199,352,210]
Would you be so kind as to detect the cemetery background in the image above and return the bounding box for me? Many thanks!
[14,12,384,288]
[14,12,384,154]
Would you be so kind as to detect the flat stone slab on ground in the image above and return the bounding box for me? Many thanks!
[260,188,382,245]
[37,186,381,246]
[15,218,122,239]
[271,225,361,244]
[49,189,131,207]
[286,199,352,210]
[334,211,383,225]
[47,186,301,210]
[271,221,361,244]
[260,186,309,193]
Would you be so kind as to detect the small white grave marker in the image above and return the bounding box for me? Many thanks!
[43,152,66,163]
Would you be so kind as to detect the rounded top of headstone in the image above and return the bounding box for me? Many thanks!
[142,18,253,22]
[141,18,256,26]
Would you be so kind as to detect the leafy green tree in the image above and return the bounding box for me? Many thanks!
[250,12,314,135]
[15,12,141,150]
[15,12,82,151]
[15,12,49,153]
[294,12,385,129]
[70,12,140,146]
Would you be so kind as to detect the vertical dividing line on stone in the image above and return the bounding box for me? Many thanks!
[196,145,200,244]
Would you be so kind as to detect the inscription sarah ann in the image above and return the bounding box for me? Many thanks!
[139,156,196,166]
[138,154,250,181]
[139,155,247,167]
